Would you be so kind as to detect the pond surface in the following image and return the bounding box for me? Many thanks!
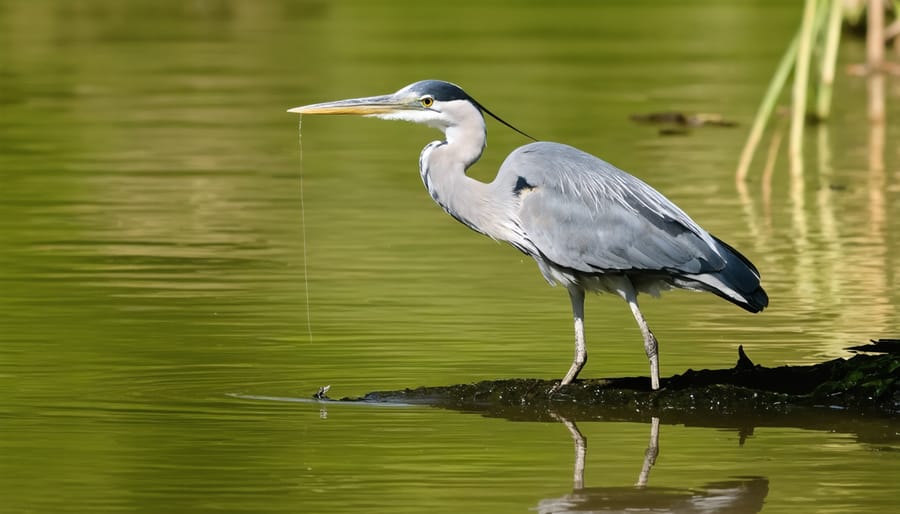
[1,0,898,512]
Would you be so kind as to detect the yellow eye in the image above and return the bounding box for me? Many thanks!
[420,96,434,108]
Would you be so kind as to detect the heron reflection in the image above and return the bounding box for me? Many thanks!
[537,415,768,514]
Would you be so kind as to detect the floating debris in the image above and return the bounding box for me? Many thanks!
[313,385,331,400]
[630,111,738,136]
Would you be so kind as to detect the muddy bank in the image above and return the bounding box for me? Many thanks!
[338,341,898,432]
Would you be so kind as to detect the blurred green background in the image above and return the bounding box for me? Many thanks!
[1,1,897,512]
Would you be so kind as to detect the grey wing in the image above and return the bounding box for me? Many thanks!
[502,142,725,275]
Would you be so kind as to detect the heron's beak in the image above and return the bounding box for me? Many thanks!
[287,94,417,115]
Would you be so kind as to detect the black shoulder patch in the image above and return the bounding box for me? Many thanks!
[513,176,536,196]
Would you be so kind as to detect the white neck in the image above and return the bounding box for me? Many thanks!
[417,102,510,239]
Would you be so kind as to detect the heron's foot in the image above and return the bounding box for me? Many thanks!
[549,381,563,395]
[549,380,570,395]
[550,376,580,395]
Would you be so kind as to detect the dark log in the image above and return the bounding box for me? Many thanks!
[329,340,898,442]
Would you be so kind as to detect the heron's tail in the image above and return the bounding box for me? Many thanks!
[679,236,769,313]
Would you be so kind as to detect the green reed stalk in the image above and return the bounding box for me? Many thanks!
[816,0,844,120]
[735,31,799,181]
[789,0,819,169]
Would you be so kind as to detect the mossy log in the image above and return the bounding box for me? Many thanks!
[337,341,898,437]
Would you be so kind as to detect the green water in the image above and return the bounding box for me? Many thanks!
[1,1,898,512]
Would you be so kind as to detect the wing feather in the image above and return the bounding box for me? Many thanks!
[500,142,724,275]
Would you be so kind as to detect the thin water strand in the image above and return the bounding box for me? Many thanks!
[298,114,313,342]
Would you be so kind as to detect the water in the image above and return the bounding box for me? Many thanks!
[1,0,898,512]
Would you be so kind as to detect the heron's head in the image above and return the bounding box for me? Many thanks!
[288,80,533,139]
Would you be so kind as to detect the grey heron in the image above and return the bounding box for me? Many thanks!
[288,80,768,391]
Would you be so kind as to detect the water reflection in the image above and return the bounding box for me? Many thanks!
[538,415,768,514]
[734,69,897,356]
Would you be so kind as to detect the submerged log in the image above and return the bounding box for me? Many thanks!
[340,341,899,426]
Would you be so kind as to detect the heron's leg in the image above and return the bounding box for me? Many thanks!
[635,416,660,488]
[549,412,587,490]
[620,283,661,390]
[558,286,587,388]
